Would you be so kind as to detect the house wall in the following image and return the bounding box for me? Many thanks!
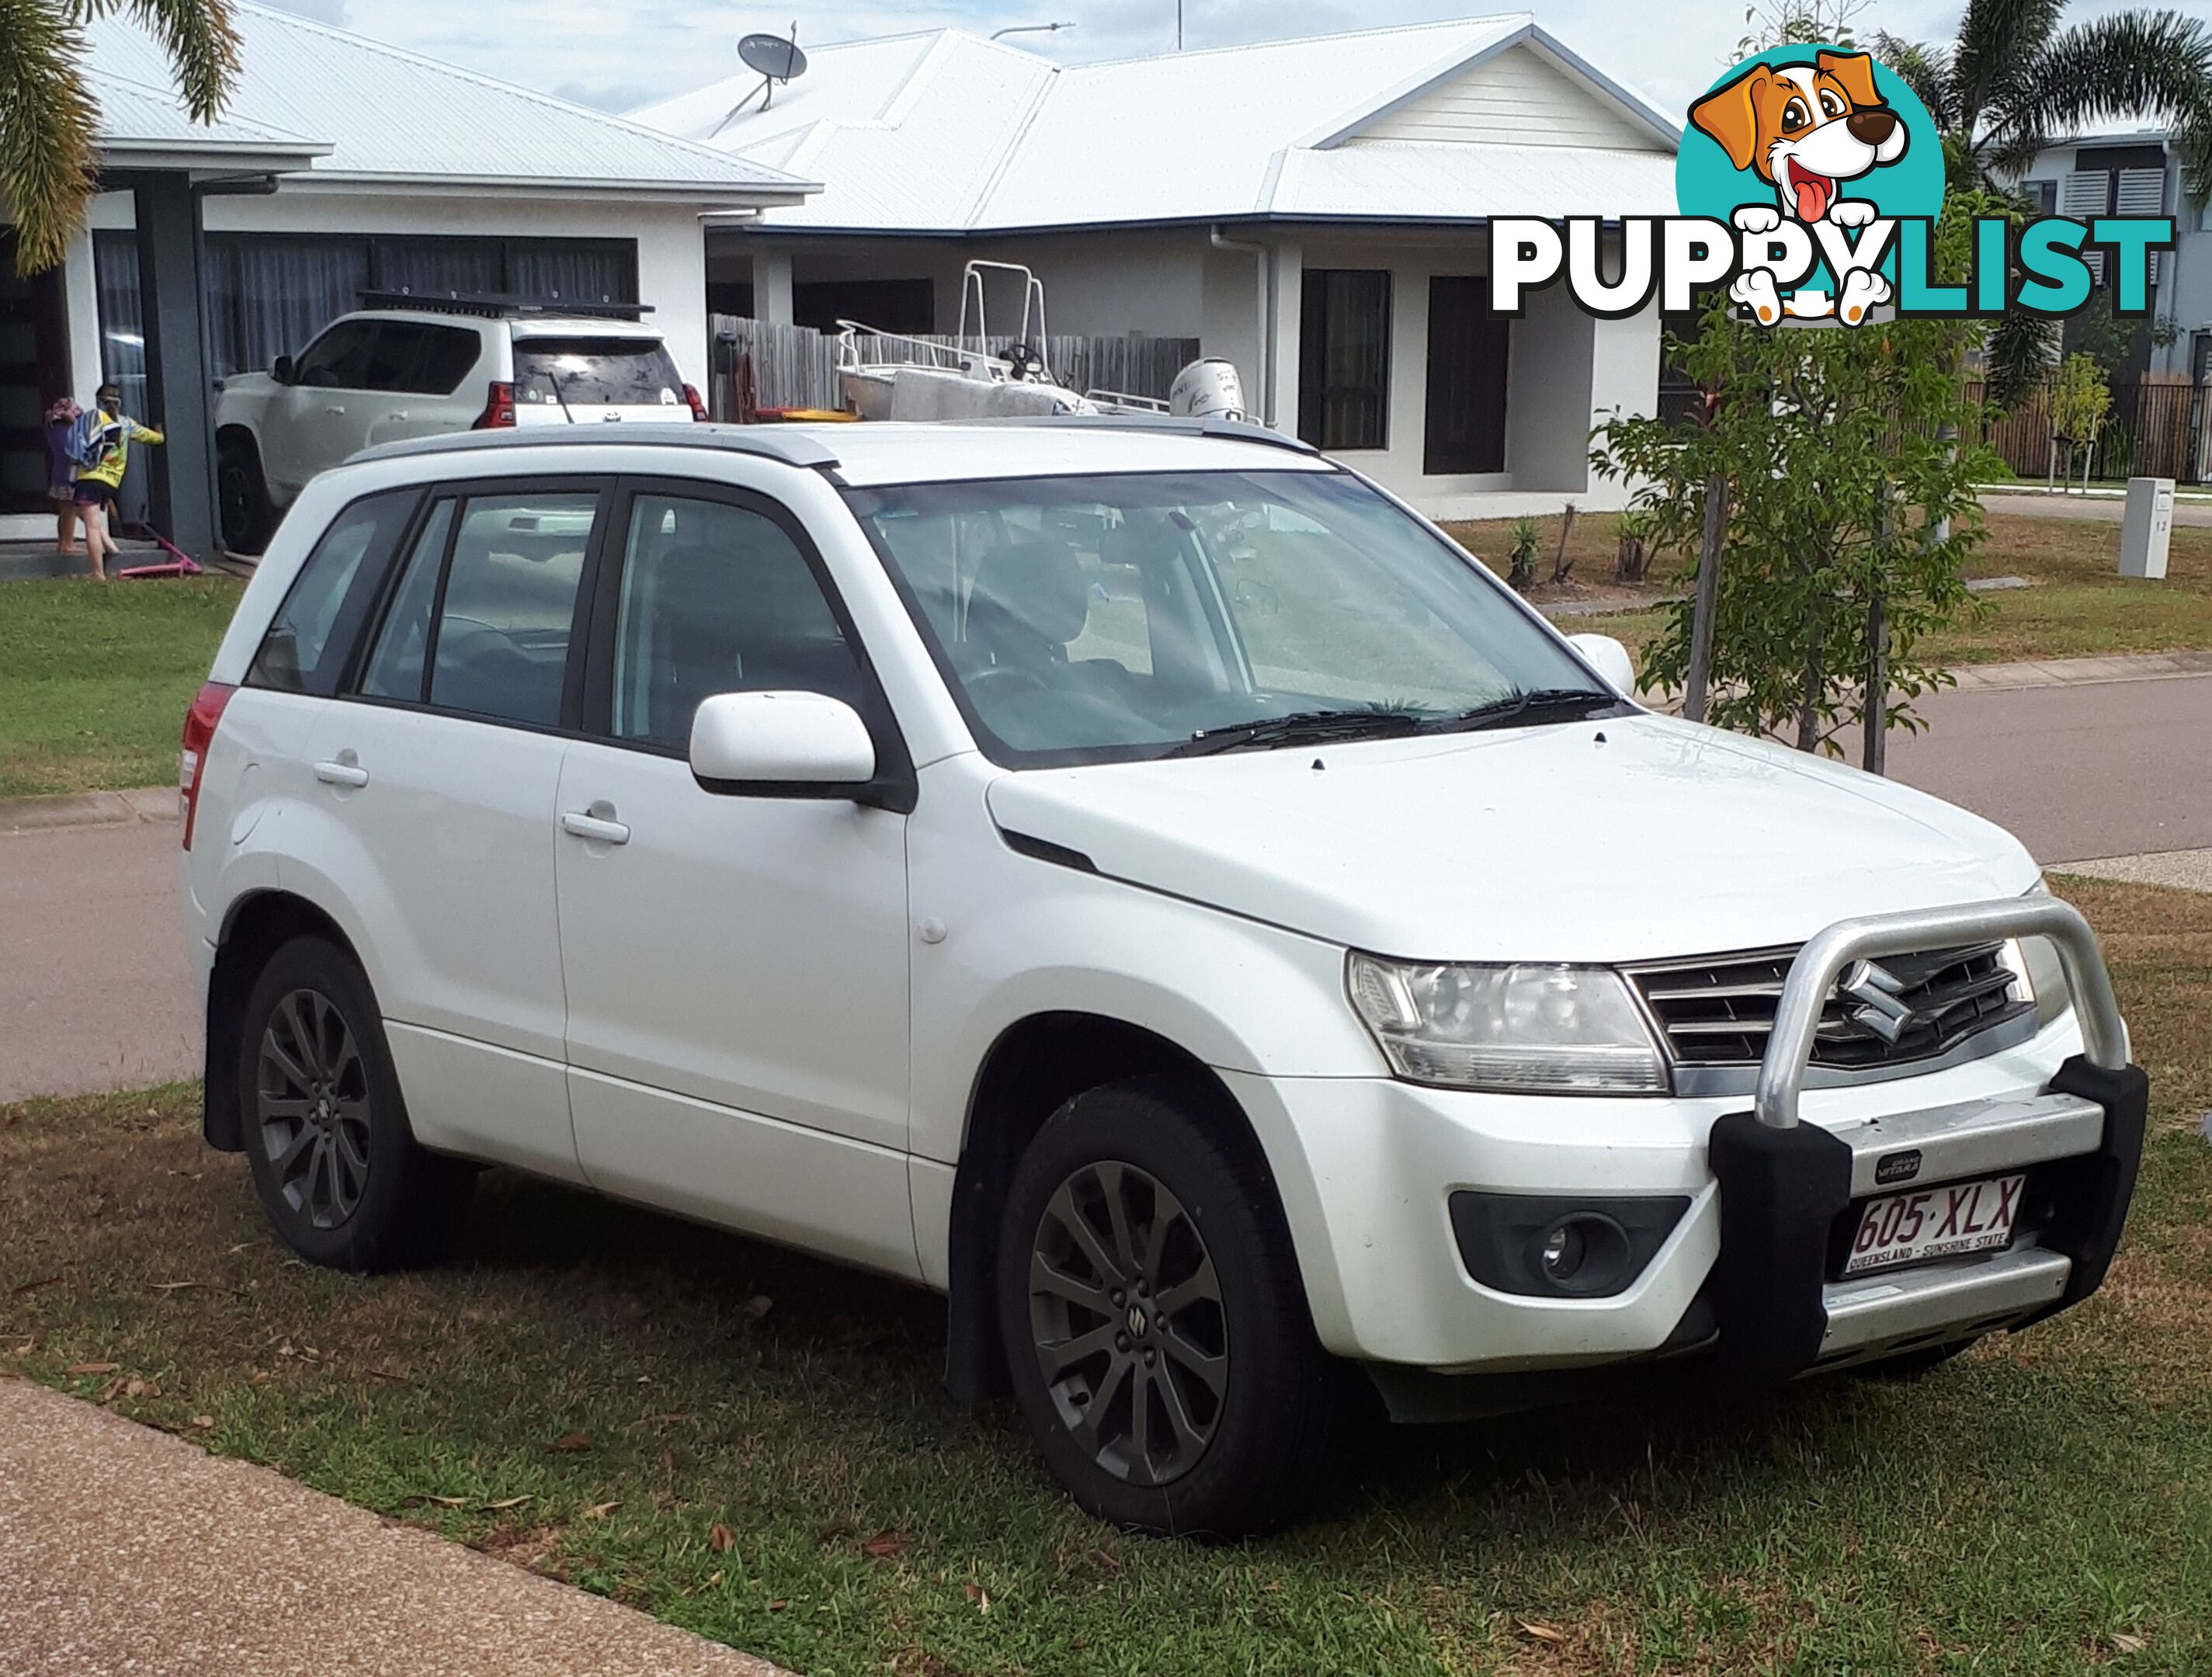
[2016,136,2207,380]
[1347,42,1660,151]
[711,223,1658,516]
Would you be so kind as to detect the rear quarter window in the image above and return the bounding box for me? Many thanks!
[247,489,422,696]
[512,337,686,408]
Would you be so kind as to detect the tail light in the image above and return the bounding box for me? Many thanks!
[472,380,517,429]
[179,682,237,851]
[682,383,710,422]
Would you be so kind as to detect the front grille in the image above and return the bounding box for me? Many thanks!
[1628,942,2029,1071]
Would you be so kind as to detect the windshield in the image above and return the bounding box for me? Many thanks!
[844,469,1615,766]
[512,337,686,409]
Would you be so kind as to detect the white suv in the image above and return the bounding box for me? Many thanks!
[179,419,2146,1534]
[214,300,702,554]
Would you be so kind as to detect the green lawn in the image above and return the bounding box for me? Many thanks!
[4,877,2209,1675]
[1445,512,2212,675]
[0,575,244,797]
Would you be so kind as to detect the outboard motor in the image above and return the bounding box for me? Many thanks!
[1168,357,1246,422]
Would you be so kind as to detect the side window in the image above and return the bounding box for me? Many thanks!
[358,321,428,393]
[427,492,597,727]
[247,491,419,696]
[292,321,377,390]
[411,325,481,395]
[607,492,862,749]
[359,498,456,701]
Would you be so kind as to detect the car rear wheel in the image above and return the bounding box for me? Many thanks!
[995,1077,1347,1536]
[237,936,472,1271]
[217,436,276,555]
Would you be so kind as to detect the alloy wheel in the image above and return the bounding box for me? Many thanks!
[1026,1159,1228,1485]
[256,988,371,1230]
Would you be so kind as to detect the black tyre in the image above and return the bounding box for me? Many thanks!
[217,436,275,556]
[236,936,472,1271]
[995,1077,1346,1536]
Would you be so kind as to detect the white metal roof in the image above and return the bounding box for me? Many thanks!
[84,2,814,203]
[632,16,1680,233]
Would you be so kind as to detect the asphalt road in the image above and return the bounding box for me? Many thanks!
[1880,672,2212,864]
[2,669,2208,1106]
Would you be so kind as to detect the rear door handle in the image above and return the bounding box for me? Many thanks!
[561,803,630,845]
[313,757,369,789]
[322,404,347,416]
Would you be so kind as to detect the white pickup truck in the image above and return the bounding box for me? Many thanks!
[178,417,2146,1535]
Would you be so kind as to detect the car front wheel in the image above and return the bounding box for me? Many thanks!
[995,1077,1347,1536]
[237,936,472,1271]
[217,436,276,555]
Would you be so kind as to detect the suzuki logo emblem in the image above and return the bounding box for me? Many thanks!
[1839,959,1917,1043]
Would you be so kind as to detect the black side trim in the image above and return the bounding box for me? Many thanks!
[2024,1054,2149,1321]
[1707,1110,1854,1385]
[999,829,1098,873]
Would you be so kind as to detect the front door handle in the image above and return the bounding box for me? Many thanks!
[313,755,369,789]
[561,801,630,845]
[322,404,347,416]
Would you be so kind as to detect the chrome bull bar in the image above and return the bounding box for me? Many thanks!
[1752,896,2130,1131]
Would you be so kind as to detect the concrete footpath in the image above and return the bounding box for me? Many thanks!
[0,790,199,1104]
[0,1376,787,1677]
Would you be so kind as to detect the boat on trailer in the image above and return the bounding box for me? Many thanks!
[835,260,1248,424]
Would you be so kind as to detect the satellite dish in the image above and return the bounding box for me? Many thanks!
[738,31,807,82]
[710,24,807,134]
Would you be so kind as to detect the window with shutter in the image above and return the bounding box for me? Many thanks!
[2059,172,2111,217]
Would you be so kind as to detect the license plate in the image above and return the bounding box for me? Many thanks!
[1844,1172,2026,1276]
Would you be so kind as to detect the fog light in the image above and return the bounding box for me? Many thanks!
[1450,1193,1689,1300]
[1540,1221,1585,1280]
[1531,1213,1630,1295]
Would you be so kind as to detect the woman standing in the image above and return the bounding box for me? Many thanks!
[70,382,164,582]
[43,396,82,556]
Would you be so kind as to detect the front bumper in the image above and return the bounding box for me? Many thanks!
[1231,897,2146,1384]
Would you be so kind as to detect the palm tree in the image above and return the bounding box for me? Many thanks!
[1873,3,2212,405]
[1,0,240,276]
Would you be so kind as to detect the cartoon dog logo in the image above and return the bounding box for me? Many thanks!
[1689,50,1911,325]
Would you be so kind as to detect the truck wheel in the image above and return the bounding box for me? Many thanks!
[236,936,472,1272]
[995,1077,1346,1536]
[217,436,276,555]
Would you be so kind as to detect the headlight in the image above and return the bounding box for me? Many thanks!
[1346,954,1668,1094]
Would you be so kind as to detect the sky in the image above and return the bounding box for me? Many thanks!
[247,0,2164,123]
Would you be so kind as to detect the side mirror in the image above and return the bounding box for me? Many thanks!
[1566,633,1637,696]
[689,690,877,794]
[272,355,294,386]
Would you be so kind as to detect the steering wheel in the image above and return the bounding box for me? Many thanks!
[1003,342,1042,381]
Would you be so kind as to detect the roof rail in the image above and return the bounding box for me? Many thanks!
[348,423,840,471]
[354,290,654,321]
[962,412,1318,454]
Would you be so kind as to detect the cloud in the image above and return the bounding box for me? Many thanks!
[262,0,1984,129]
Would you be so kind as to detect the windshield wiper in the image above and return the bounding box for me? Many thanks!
[1423,687,1624,734]
[1165,708,1425,757]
